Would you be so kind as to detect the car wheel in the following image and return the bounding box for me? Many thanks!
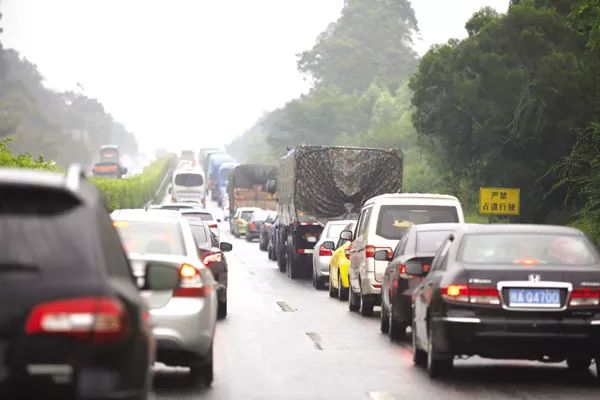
[338,274,349,301]
[245,234,251,242]
[359,292,374,317]
[329,270,337,298]
[566,358,591,371]
[217,300,227,320]
[427,320,453,378]
[388,302,406,341]
[380,302,390,333]
[348,286,360,312]
[314,271,326,290]
[188,351,213,387]
[412,319,427,367]
[287,253,300,280]
[277,249,286,272]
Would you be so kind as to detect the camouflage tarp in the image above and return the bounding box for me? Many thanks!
[277,146,403,225]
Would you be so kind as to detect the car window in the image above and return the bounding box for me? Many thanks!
[114,220,186,256]
[459,233,598,266]
[174,173,204,187]
[394,232,410,258]
[431,238,452,272]
[97,209,134,279]
[416,230,454,253]
[190,224,209,245]
[241,211,254,221]
[375,205,459,240]
[182,212,213,221]
[326,223,347,240]
[357,207,372,237]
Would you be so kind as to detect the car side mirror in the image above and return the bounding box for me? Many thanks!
[339,230,353,241]
[322,241,335,250]
[217,218,222,223]
[374,250,393,262]
[144,263,179,291]
[404,261,425,277]
[220,242,233,252]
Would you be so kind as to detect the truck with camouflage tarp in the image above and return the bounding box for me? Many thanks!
[271,145,403,279]
[227,164,277,232]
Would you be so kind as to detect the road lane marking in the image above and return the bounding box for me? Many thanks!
[305,332,324,350]
[276,301,296,312]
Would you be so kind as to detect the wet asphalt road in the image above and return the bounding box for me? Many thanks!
[151,216,600,400]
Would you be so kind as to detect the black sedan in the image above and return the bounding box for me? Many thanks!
[187,219,233,319]
[379,223,460,340]
[410,224,600,379]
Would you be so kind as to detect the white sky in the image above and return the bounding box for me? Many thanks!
[1,0,509,154]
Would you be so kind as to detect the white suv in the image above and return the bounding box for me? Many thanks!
[345,193,464,316]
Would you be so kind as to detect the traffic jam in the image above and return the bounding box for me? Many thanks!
[2,145,600,400]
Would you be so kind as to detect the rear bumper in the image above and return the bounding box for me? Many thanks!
[432,315,600,359]
[151,297,216,364]
[314,256,331,276]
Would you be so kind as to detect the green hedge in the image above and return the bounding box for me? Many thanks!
[0,138,58,170]
[91,156,174,211]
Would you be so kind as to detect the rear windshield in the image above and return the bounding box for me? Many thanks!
[376,205,459,240]
[241,211,254,221]
[190,225,209,245]
[175,173,204,187]
[160,205,195,211]
[0,191,97,275]
[182,212,213,221]
[181,151,195,160]
[326,223,349,239]
[297,226,324,248]
[416,230,454,253]
[114,220,186,256]
[459,233,598,266]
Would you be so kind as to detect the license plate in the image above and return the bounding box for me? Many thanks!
[508,288,561,308]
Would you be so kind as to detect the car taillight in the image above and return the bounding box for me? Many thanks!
[174,263,210,297]
[249,222,257,231]
[202,252,222,268]
[365,245,393,259]
[570,288,600,307]
[441,285,500,305]
[209,223,218,229]
[399,262,431,275]
[319,245,333,257]
[344,246,352,258]
[25,297,128,344]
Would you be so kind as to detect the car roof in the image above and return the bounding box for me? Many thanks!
[413,223,464,232]
[456,224,583,236]
[160,203,203,208]
[111,209,182,222]
[173,167,203,174]
[365,192,460,205]
[326,219,357,226]
[180,209,213,215]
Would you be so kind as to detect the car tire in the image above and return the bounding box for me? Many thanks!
[380,302,390,334]
[388,302,406,341]
[359,292,374,317]
[314,270,326,290]
[338,274,349,301]
[188,351,213,387]
[412,319,427,367]
[287,253,300,280]
[426,320,453,378]
[217,300,227,320]
[567,358,591,371]
[329,269,337,298]
[348,286,360,312]
[245,234,252,242]
[277,249,286,272]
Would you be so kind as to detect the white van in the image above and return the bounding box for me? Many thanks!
[170,167,206,206]
[346,193,464,316]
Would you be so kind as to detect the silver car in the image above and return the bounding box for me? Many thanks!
[111,209,217,386]
[311,220,356,290]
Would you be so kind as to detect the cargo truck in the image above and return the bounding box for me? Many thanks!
[92,145,127,179]
[271,145,403,279]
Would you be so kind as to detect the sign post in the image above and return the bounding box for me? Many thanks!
[479,187,520,217]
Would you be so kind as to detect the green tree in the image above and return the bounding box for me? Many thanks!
[297,0,418,93]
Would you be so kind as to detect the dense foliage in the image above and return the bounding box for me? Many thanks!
[91,156,174,211]
[0,12,138,167]
[0,137,58,170]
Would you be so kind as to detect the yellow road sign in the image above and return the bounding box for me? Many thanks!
[479,187,520,216]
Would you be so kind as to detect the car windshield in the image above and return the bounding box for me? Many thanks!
[459,233,598,266]
[326,223,349,239]
[416,230,454,253]
[113,220,186,256]
[175,173,203,187]
[182,212,213,221]
[376,205,459,240]
[240,211,254,222]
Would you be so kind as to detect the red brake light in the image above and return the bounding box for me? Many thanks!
[174,263,210,297]
[25,297,127,344]
[202,252,222,268]
[209,224,218,229]
[570,288,600,307]
[441,285,500,305]
[319,245,333,257]
[365,245,393,259]
[248,222,257,231]
[398,264,406,274]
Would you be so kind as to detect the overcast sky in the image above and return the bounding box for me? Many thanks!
[1,0,509,153]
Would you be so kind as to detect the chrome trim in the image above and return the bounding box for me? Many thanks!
[469,278,492,284]
[591,320,600,326]
[442,317,481,323]
[581,282,600,287]
[497,281,572,312]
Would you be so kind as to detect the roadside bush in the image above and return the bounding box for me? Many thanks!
[91,156,174,211]
[0,138,59,170]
